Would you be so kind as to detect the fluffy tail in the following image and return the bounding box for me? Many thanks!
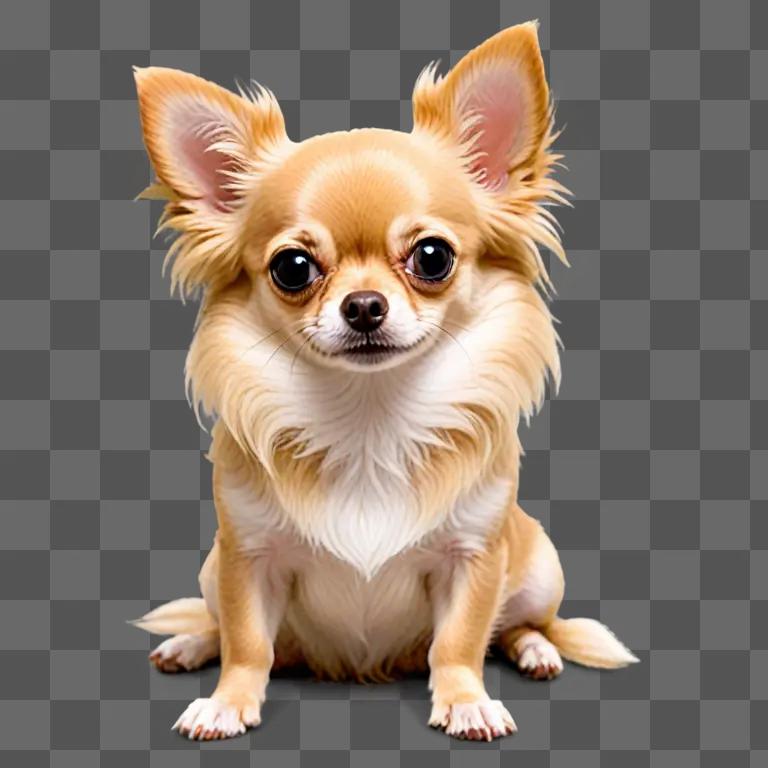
[129,598,217,636]
[544,617,639,669]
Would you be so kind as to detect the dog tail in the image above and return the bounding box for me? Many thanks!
[129,598,217,636]
[544,617,639,669]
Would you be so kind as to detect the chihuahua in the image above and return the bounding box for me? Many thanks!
[132,22,637,742]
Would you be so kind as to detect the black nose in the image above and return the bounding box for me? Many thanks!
[340,290,389,332]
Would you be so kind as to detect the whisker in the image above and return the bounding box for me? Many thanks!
[262,324,315,370]
[237,318,310,362]
[437,298,531,332]
[434,317,473,334]
[420,319,473,364]
[290,329,319,376]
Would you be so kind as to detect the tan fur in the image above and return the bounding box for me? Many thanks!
[131,22,637,742]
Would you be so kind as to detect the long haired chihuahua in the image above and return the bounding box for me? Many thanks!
[132,23,637,742]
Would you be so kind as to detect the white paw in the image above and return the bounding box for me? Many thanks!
[517,637,563,680]
[150,633,218,673]
[429,699,517,741]
[172,697,260,740]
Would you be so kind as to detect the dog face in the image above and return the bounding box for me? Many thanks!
[241,127,484,372]
[134,22,564,374]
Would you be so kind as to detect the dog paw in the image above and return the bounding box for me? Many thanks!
[150,633,219,673]
[516,637,563,680]
[172,696,261,740]
[429,699,517,741]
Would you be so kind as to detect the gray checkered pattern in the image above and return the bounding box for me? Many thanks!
[0,0,764,765]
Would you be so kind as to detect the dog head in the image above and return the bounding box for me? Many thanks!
[134,22,565,376]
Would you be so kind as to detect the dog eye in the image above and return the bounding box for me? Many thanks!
[269,249,322,292]
[405,238,455,282]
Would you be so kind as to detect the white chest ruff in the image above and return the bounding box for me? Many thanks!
[221,469,512,573]
[268,345,512,575]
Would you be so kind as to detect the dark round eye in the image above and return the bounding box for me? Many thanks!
[405,238,455,282]
[269,249,322,292]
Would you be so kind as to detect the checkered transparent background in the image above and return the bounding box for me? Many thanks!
[1,0,766,765]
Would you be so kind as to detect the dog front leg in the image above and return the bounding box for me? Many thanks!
[427,540,517,741]
[173,533,287,740]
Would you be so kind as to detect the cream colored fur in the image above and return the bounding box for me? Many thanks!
[130,22,637,743]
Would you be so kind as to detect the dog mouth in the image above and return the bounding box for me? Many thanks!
[325,334,428,364]
[334,340,410,361]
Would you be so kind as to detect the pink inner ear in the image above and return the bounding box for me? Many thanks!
[458,63,528,190]
[180,129,239,211]
[170,102,240,212]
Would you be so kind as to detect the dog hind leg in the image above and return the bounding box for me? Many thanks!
[497,625,563,680]
[150,630,220,673]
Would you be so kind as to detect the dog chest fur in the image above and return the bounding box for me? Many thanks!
[218,463,513,675]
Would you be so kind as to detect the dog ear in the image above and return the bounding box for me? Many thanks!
[411,22,551,192]
[133,68,289,299]
[133,67,287,212]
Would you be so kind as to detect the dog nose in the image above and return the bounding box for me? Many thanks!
[340,290,389,332]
